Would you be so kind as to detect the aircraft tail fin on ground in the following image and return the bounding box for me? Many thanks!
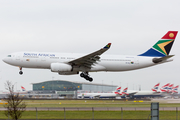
[139,31,178,57]
[116,87,121,92]
[160,83,170,92]
[167,84,174,93]
[21,86,26,91]
[114,87,121,94]
[172,85,179,94]
[122,87,129,95]
[152,83,160,92]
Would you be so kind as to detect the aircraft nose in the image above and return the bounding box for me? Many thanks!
[2,57,7,63]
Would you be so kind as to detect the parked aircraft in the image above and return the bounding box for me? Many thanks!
[78,87,121,99]
[123,83,161,98]
[3,31,178,82]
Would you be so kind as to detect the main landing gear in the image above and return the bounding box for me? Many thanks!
[80,72,93,82]
[19,67,23,75]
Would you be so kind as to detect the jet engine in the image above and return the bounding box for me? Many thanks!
[58,71,79,75]
[51,63,72,72]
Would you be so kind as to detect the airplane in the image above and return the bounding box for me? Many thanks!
[2,31,178,82]
[78,87,121,99]
[123,83,161,98]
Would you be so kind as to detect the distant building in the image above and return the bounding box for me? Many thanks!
[32,80,117,93]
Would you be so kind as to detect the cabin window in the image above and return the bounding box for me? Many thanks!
[7,55,11,57]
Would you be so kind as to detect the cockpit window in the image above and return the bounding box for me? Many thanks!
[7,55,11,57]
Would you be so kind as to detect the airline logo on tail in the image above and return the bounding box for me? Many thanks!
[160,83,170,92]
[152,83,160,92]
[114,87,121,94]
[171,85,179,94]
[21,86,26,91]
[167,84,174,93]
[121,87,129,95]
[139,31,178,57]
[116,87,121,92]
[115,87,128,96]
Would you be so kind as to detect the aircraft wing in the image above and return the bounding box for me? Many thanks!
[68,43,111,69]
[128,92,137,95]
[125,92,137,97]
[89,95,101,99]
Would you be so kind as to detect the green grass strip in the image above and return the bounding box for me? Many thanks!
[0,111,179,119]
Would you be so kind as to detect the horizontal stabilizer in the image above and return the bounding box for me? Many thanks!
[152,55,174,63]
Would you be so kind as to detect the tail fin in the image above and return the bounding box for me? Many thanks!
[160,83,170,92]
[152,83,160,92]
[121,87,129,95]
[167,84,174,93]
[116,87,121,92]
[172,85,179,94]
[21,86,26,91]
[139,31,178,57]
[114,87,121,94]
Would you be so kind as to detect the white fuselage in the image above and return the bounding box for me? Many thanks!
[2,51,166,73]
[126,90,163,97]
[78,92,117,99]
[128,90,157,95]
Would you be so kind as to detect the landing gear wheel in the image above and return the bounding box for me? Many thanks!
[80,72,93,82]
[80,73,84,77]
[19,71,23,75]
[19,67,23,75]
[88,77,93,82]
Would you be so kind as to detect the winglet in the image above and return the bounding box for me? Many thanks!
[103,43,111,49]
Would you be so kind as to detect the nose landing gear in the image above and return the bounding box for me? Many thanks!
[19,67,23,75]
[80,72,93,82]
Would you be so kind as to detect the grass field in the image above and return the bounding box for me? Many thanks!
[0,99,179,108]
[0,111,179,119]
[0,100,179,119]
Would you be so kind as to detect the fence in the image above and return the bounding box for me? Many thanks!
[0,107,180,120]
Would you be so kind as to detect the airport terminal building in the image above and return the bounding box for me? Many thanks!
[32,80,117,98]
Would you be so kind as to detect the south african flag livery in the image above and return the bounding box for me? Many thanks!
[139,31,178,57]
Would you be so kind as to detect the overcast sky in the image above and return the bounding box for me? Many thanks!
[0,0,180,92]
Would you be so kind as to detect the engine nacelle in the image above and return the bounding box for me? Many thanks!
[58,71,79,75]
[51,63,72,72]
